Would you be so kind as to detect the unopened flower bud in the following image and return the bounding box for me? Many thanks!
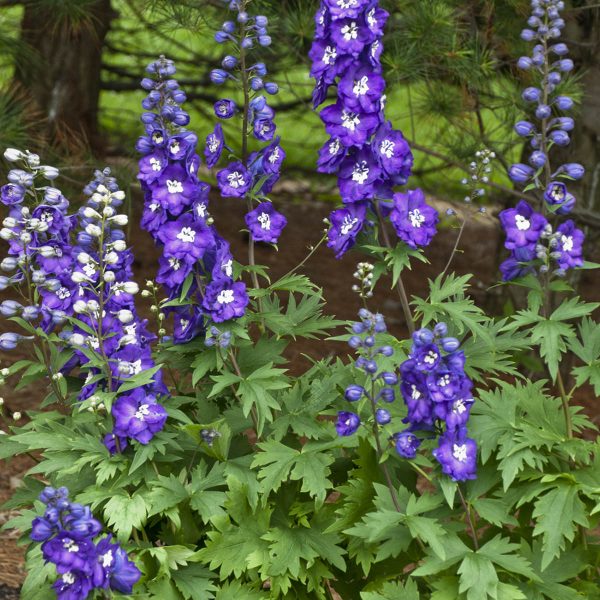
[4,148,24,162]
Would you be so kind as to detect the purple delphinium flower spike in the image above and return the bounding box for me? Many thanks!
[31,487,141,598]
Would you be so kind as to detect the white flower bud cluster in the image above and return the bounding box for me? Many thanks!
[462,148,496,203]
[352,262,375,299]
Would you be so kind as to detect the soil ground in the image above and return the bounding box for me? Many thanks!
[0,188,598,597]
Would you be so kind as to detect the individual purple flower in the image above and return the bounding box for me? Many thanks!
[335,410,360,436]
[372,122,413,183]
[156,214,214,262]
[202,278,249,322]
[216,161,252,197]
[395,430,422,459]
[499,246,536,282]
[263,138,286,175]
[338,64,385,113]
[93,537,141,594]
[137,151,168,184]
[42,534,95,574]
[320,102,381,147]
[327,202,367,258]
[317,137,347,173]
[151,164,199,216]
[432,429,477,481]
[52,570,94,600]
[112,389,167,444]
[338,148,382,202]
[156,255,192,288]
[253,118,276,141]
[1,183,25,205]
[389,189,439,249]
[214,98,237,119]
[205,123,225,168]
[245,201,287,243]
[555,220,584,270]
[498,200,547,250]
[330,17,375,56]
[324,0,372,20]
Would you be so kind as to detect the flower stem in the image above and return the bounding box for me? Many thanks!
[457,485,479,550]
[374,203,415,335]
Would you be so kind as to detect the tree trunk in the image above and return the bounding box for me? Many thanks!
[13,0,116,154]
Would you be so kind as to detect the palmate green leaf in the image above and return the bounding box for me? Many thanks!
[532,482,589,570]
[147,576,184,599]
[189,462,227,524]
[20,546,55,600]
[458,553,498,600]
[214,581,268,600]
[413,273,491,342]
[361,578,420,599]
[145,473,189,518]
[252,440,334,505]
[171,564,217,600]
[570,317,600,394]
[146,545,199,577]
[104,493,147,542]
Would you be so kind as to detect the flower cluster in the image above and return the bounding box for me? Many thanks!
[501,0,584,280]
[209,3,288,245]
[31,486,140,599]
[335,309,396,437]
[0,149,74,349]
[310,1,438,258]
[137,56,249,340]
[64,169,167,451]
[395,323,476,481]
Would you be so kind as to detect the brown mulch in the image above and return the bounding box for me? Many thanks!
[0,188,598,594]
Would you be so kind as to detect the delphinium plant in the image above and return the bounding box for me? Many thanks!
[0,0,599,599]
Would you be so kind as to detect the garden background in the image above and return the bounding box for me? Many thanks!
[0,0,599,598]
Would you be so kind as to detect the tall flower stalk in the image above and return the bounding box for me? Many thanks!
[309,0,439,335]
[209,0,287,296]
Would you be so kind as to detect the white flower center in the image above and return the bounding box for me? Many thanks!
[438,374,451,387]
[196,203,207,218]
[169,257,181,271]
[41,210,54,223]
[423,350,438,365]
[166,179,183,194]
[57,287,71,300]
[515,214,530,231]
[149,202,159,212]
[222,259,233,277]
[380,139,395,159]
[124,323,137,336]
[135,403,150,420]
[550,185,564,201]
[180,318,190,331]
[367,7,376,27]
[337,0,358,7]
[329,139,341,155]
[152,132,163,144]
[371,40,380,58]
[341,110,360,131]
[63,539,80,553]
[409,209,426,228]
[341,22,358,41]
[340,216,358,235]
[323,45,337,65]
[258,212,271,230]
[101,550,114,568]
[353,75,369,97]
[170,141,180,154]
[453,443,468,463]
[217,289,235,304]
[411,384,421,400]
[352,161,369,184]
[561,234,573,252]
[150,157,162,172]
[227,171,246,188]
[87,336,99,350]
[62,573,76,585]
[453,399,467,414]
[208,136,220,153]
[177,227,196,243]
[268,148,280,163]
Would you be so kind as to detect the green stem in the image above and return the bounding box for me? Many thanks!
[374,203,415,335]
[457,485,479,550]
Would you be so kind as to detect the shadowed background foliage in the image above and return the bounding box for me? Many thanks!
[0,0,598,217]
